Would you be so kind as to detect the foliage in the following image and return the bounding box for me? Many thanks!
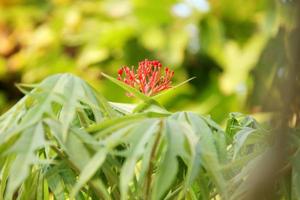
[0,73,298,200]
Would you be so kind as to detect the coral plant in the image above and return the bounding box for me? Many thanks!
[0,68,296,200]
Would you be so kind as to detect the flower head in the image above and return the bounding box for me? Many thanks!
[117,59,174,96]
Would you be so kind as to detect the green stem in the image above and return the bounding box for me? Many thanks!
[145,120,163,200]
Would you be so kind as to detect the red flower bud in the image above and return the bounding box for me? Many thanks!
[117,59,174,96]
[118,69,123,75]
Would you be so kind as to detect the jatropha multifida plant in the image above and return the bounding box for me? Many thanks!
[0,59,273,200]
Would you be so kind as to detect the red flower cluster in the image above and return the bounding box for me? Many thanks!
[118,59,174,96]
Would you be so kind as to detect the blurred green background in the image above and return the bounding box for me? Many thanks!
[0,0,293,123]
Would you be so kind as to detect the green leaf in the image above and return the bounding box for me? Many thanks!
[0,157,13,199]
[120,120,159,200]
[36,172,44,200]
[152,119,189,200]
[15,83,37,94]
[71,149,107,197]
[46,171,66,200]
[59,75,79,141]
[233,127,256,159]
[109,102,136,114]
[80,80,117,119]
[186,112,228,199]
[43,179,49,200]
[46,119,91,170]
[5,122,46,199]
[89,179,112,200]
[17,171,40,200]
[153,77,196,99]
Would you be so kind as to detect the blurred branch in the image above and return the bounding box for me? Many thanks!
[241,1,300,199]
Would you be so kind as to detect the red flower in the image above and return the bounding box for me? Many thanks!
[118,59,174,96]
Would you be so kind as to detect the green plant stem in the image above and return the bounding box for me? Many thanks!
[87,113,147,133]
[145,120,163,200]
[87,112,169,134]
